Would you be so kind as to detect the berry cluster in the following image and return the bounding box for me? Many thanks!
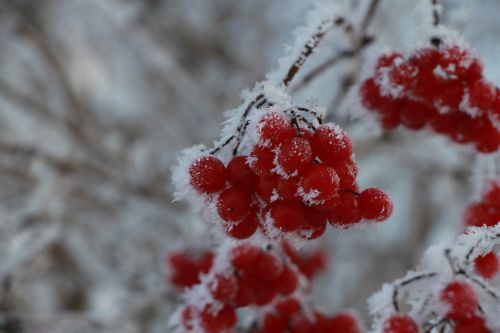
[360,41,500,153]
[188,109,392,240]
[170,242,363,333]
[380,280,490,333]
[463,181,500,279]
[252,303,363,333]
[178,243,303,333]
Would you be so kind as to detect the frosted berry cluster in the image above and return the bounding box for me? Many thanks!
[251,304,363,333]
[187,109,392,240]
[169,241,363,333]
[368,226,500,333]
[360,39,500,153]
[463,180,500,280]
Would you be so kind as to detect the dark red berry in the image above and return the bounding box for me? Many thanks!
[300,164,340,204]
[217,187,251,221]
[227,156,257,191]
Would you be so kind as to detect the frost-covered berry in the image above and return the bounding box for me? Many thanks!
[258,111,296,147]
[277,137,313,174]
[189,156,227,193]
[225,207,258,239]
[300,164,340,203]
[249,146,276,177]
[474,251,499,279]
[217,187,251,221]
[440,280,478,320]
[200,304,237,333]
[382,314,419,333]
[227,156,257,191]
[328,311,363,333]
[359,188,393,221]
[209,274,238,303]
[311,124,353,164]
[268,201,304,232]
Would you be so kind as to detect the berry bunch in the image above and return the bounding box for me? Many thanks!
[177,243,304,333]
[380,280,490,333]
[188,108,392,240]
[167,251,214,289]
[252,303,363,333]
[463,181,500,279]
[360,40,500,153]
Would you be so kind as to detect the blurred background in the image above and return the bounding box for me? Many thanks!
[1,0,500,332]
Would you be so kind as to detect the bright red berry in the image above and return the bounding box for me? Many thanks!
[258,111,296,147]
[300,164,340,204]
[440,280,478,320]
[274,266,299,295]
[225,208,259,239]
[359,188,393,221]
[255,176,279,203]
[200,304,237,333]
[311,124,353,164]
[468,79,496,109]
[277,137,313,174]
[474,251,499,279]
[189,156,227,193]
[268,201,305,232]
[329,191,361,227]
[382,314,418,333]
[217,187,251,221]
[328,311,363,333]
[227,156,257,191]
[209,274,238,303]
[249,146,276,177]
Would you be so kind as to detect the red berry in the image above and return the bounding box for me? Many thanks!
[376,52,403,72]
[256,176,279,203]
[275,298,301,318]
[227,156,257,191]
[168,251,213,288]
[217,187,251,221]
[277,177,300,202]
[200,304,237,333]
[249,146,276,177]
[260,313,287,333]
[310,194,340,211]
[464,203,499,227]
[382,314,418,333]
[331,159,358,189]
[231,244,262,272]
[454,315,491,333]
[189,156,227,193]
[469,79,496,109]
[274,266,299,295]
[300,164,340,204]
[298,208,327,240]
[268,201,305,232]
[209,274,238,303]
[400,100,435,130]
[358,188,393,221]
[440,280,478,320]
[311,124,353,164]
[328,311,363,333]
[360,78,384,110]
[277,137,313,174]
[225,208,259,239]
[258,111,296,147]
[234,280,255,307]
[329,191,361,227]
[475,121,500,153]
[181,305,196,330]
[484,182,500,204]
[474,251,499,279]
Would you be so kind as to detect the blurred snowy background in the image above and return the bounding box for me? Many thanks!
[1,0,500,332]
